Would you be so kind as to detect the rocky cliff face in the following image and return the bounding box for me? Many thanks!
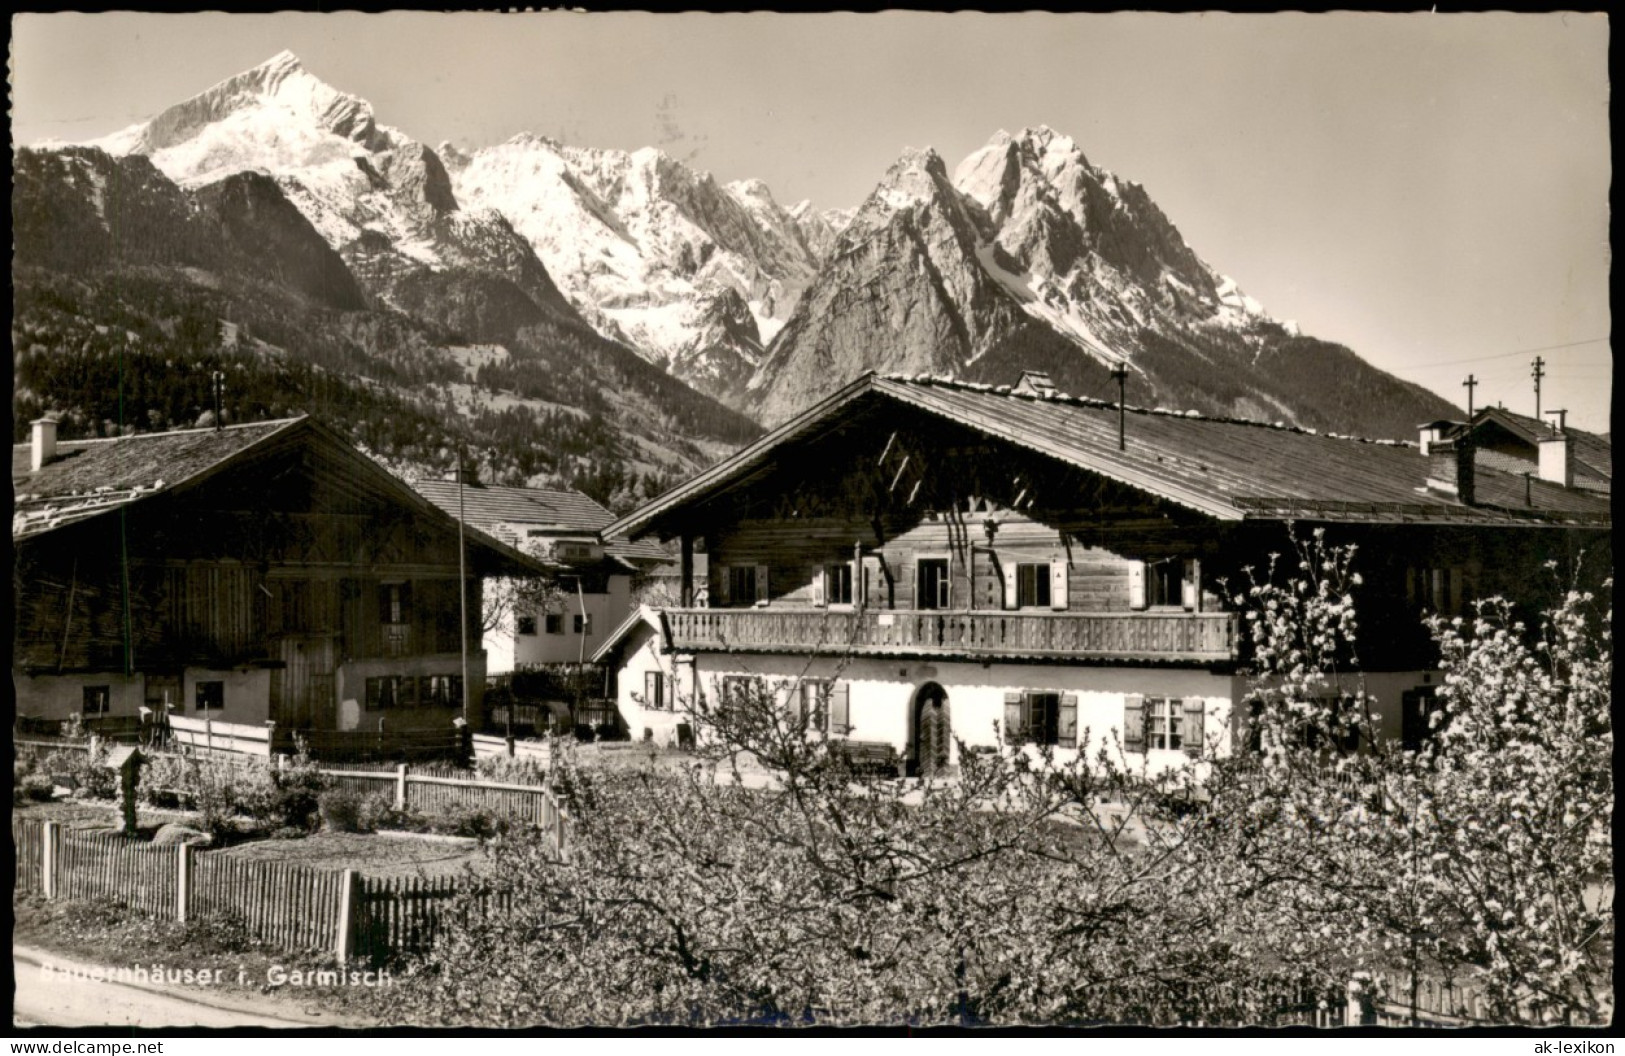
[748,127,1459,439]
[450,134,829,394]
[87,51,578,333]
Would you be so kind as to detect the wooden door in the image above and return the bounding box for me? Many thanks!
[915,685,951,778]
[279,636,336,729]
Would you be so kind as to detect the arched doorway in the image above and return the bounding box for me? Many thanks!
[912,682,951,779]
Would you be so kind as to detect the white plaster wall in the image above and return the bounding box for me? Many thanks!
[683,654,1233,773]
[12,672,146,720]
[181,668,272,726]
[513,575,634,668]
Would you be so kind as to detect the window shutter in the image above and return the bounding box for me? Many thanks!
[812,567,826,607]
[1123,694,1146,751]
[1050,559,1069,610]
[717,566,731,605]
[1128,561,1147,610]
[1058,692,1078,745]
[1001,562,1018,611]
[829,682,850,735]
[1182,696,1205,757]
[644,671,660,709]
[754,565,770,604]
[1004,691,1024,745]
[1182,558,1200,612]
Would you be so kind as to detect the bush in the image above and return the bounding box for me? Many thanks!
[19,773,55,802]
[573,723,597,743]
[319,788,370,833]
[433,808,506,840]
[474,754,548,786]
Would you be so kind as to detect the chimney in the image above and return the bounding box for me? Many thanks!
[1013,370,1058,398]
[1538,413,1573,487]
[1426,438,1475,505]
[1417,420,1460,457]
[30,417,58,473]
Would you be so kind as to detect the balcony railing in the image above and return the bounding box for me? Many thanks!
[663,608,1237,664]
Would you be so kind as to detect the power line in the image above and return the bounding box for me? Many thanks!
[1402,337,1611,370]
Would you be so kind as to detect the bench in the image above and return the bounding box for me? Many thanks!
[826,740,903,778]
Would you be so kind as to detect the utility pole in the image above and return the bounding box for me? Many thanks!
[211,370,225,430]
[1531,356,1546,420]
[1462,374,1477,418]
[1111,364,1128,451]
[457,457,469,729]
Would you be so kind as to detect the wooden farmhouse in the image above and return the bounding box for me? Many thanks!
[594,371,1611,776]
[12,416,546,737]
[411,480,666,673]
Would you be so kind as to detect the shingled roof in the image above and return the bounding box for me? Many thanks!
[606,372,1611,539]
[12,417,548,575]
[1461,406,1611,491]
[412,480,667,566]
[13,418,305,539]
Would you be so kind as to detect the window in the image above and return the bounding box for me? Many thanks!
[1003,691,1077,746]
[1123,695,1205,757]
[423,674,463,708]
[195,681,225,712]
[729,565,757,606]
[1147,697,1182,751]
[517,615,538,636]
[799,679,832,732]
[1129,559,1198,611]
[1402,687,1442,751]
[83,685,111,715]
[717,675,753,717]
[378,582,412,625]
[1149,562,1184,608]
[1408,566,1468,617]
[825,564,854,606]
[573,613,593,635]
[545,613,564,635]
[365,676,400,709]
[917,559,950,610]
[1016,564,1051,608]
[643,670,672,711]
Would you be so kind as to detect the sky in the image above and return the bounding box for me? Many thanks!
[10,11,1612,432]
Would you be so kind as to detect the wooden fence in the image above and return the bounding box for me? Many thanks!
[189,851,346,952]
[12,815,560,963]
[318,764,562,831]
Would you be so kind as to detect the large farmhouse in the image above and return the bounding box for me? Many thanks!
[12,416,545,736]
[594,371,1610,775]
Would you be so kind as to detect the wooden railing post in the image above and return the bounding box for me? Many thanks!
[176,842,192,923]
[41,820,60,899]
[335,868,360,962]
[395,763,408,811]
[1347,971,1378,1026]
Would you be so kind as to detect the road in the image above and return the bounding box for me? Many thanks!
[12,946,333,1029]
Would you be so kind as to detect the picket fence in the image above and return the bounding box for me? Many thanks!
[13,786,567,963]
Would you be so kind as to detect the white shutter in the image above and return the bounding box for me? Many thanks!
[812,567,826,607]
[1050,558,1068,610]
[1128,561,1147,610]
[1002,561,1018,610]
[1181,558,1199,612]
[754,565,770,604]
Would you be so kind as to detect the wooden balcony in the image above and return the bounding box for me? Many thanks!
[662,608,1237,665]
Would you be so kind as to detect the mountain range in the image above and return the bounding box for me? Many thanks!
[15,51,1460,511]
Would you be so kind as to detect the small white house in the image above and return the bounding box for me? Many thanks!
[413,481,666,674]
